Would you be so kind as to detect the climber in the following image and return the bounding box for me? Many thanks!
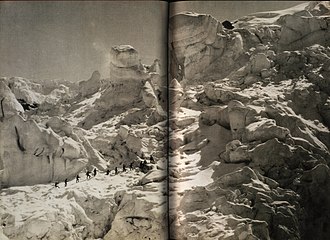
[106,169,110,175]
[76,174,80,183]
[144,159,147,166]
[123,164,126,172]
[86,171,91,180]
[130,162,133,171]
[115,167,118,175]
[55,182,60,188]
[64,178,68,187]
[93,168,97,177]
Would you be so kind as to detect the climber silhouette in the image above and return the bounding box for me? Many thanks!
[86,171,91,179]
[93,168,97,177]
[55,182,60,188]
[106,169,110,175]
[64,178,68,187]
[144,159,147,166]
[123,164,126,172]
[76,175,80,183]
[130,162,133,171]
[115,167,118,175]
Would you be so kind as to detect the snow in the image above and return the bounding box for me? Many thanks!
[241,2,310,26]
[2,1,330,239]
[169,105,216,208]
[66,92,101,126]
[170,151,215,210]
[0,168,164,228]
[178,107,201,118]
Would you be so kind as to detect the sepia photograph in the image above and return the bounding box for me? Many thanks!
[1,1,330,240]
[0,1,168,239]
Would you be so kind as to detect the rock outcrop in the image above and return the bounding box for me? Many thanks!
[78,70,101,98]
[108,45,149,83]
[79,45,165,130]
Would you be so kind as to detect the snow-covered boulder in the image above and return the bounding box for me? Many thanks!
[249,53,272,73]
[104,192,167,240]
[223,140,251,163]
[138,169,167,185]
[0,79,24,118]
[46,116,76,139]
[204,83,250,104]
[277,13,330,50]
[170,12,221,81]
[1,187,117,240]
[200,106,230,128]
[170,12,220,49]
[176,166,300,239]
[170,12,247,82]
[7,77,43,104]
[0,115,88,187]
[46,117,108,170]
[250,138,293,173]
[243,119,290,142]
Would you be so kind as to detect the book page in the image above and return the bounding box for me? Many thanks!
[169,1,330,239]
[0,1,169,239]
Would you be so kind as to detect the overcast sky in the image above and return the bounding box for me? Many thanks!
[0,1,168,82]
[0,1,306,82]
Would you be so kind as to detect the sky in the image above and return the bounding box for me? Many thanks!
[0,1,168,82]
[0,1,306,82]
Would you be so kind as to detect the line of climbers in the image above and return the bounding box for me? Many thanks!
[54,155,154,188]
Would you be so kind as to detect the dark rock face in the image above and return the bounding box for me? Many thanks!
[17,99,38,111]
[222,20,235,30]
[298,164,330,240]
